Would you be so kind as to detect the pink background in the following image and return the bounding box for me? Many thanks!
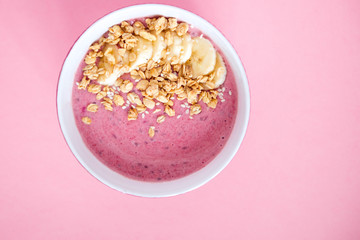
[1,0,360,239]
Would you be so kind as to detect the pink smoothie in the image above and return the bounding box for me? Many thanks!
[72,23,238,182]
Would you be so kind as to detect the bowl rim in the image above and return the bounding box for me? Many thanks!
[57,4,250,197]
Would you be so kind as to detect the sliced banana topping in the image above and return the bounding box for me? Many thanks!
[80,18,230,124]
[188,37,216,78]
[128,36,153,71]
[166,32,183,63]
[179,34,192,63]
[87,18,227,90]
[151,32,167,63]
[165,32,193,64]
[213,52,227,88]
[97,44,127,85]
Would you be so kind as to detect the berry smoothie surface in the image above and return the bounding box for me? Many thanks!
[72,24,238,182]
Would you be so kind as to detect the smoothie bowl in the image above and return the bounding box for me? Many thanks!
[57,4,250,197]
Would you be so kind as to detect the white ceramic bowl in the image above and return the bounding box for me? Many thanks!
[57,4,250,197]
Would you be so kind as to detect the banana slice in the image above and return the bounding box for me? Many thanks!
[97,44,124,85]
[166,32,182,62]
[188,37,216,77]
[179,34,192,63]
[151,32,166,63]
[166,33,192,64]
[104,44,122,63]
[128,36,153,71]
[213,52,227,88]
[97,63,123,86]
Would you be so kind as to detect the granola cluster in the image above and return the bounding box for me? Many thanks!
[77,17,227,137]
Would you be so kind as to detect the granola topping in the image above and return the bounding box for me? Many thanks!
[113,94,125,106]
[87,103,98,113]
[81,117,92,125]
[148,126,155,138]
[157,115,166,124]
[128,107,138,120]
[78,16,230,138]
[143,98,155,109]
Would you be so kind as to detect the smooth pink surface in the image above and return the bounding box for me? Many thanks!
[1,0,360,239]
